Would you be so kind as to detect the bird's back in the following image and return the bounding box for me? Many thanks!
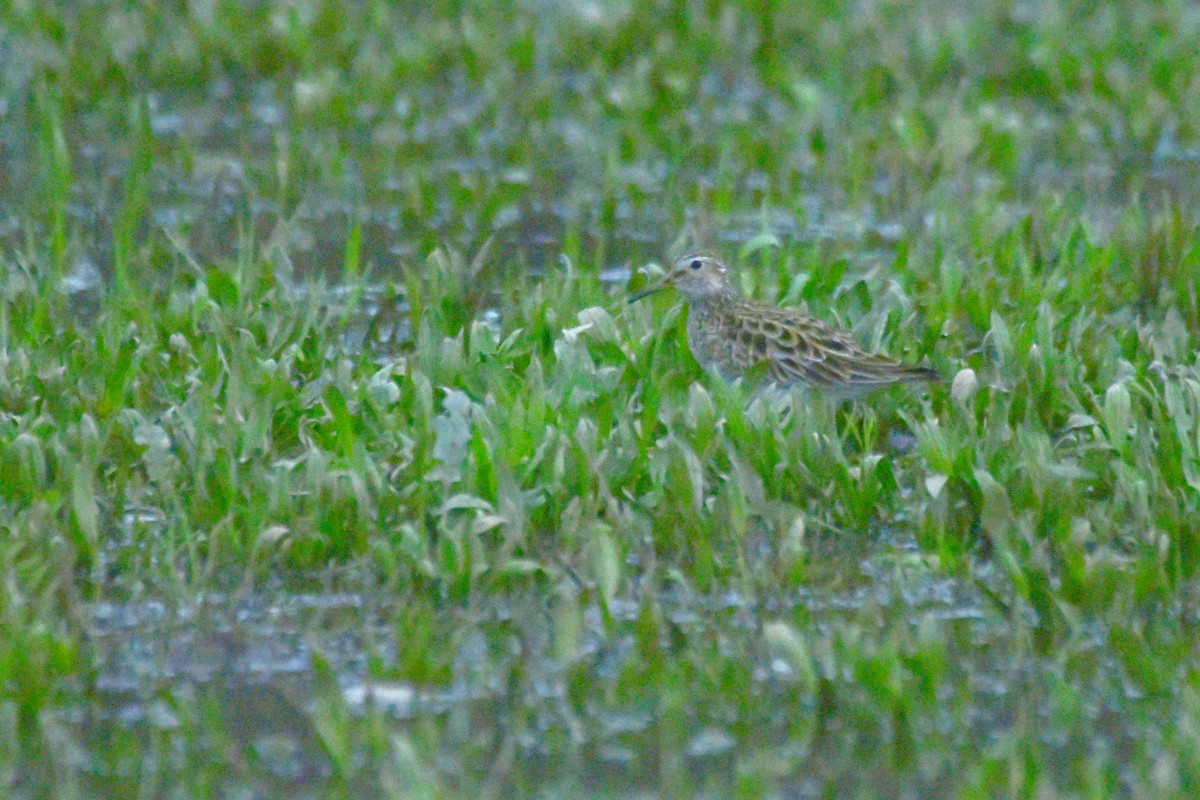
[688,298,938,395]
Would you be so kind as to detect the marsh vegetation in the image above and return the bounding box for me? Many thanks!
[2,1,1200,797]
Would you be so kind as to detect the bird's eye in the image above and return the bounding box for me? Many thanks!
[689,259,703,270]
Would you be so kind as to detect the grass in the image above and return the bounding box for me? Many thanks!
[2,0,1200,797]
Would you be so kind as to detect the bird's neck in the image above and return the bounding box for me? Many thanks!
[689,287,740,313]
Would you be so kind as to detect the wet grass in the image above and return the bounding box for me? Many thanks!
[3,0,1200,797]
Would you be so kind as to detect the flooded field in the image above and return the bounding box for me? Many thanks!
[3,1,1200,797]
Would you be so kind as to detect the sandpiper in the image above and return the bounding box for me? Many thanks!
[630,253,939,399]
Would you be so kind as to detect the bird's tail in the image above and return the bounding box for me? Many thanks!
[898,364,941,384]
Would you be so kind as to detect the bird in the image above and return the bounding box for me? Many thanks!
[629,253,939,399]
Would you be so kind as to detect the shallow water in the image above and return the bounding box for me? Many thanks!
[9,62,1145,299]
[58,535,1160,798]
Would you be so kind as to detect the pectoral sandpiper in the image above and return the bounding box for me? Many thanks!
[630,253,939,399]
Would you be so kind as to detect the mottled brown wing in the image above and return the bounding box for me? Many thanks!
[731,302,937,391]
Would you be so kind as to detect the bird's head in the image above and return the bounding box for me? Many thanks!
[629,253,735,303]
